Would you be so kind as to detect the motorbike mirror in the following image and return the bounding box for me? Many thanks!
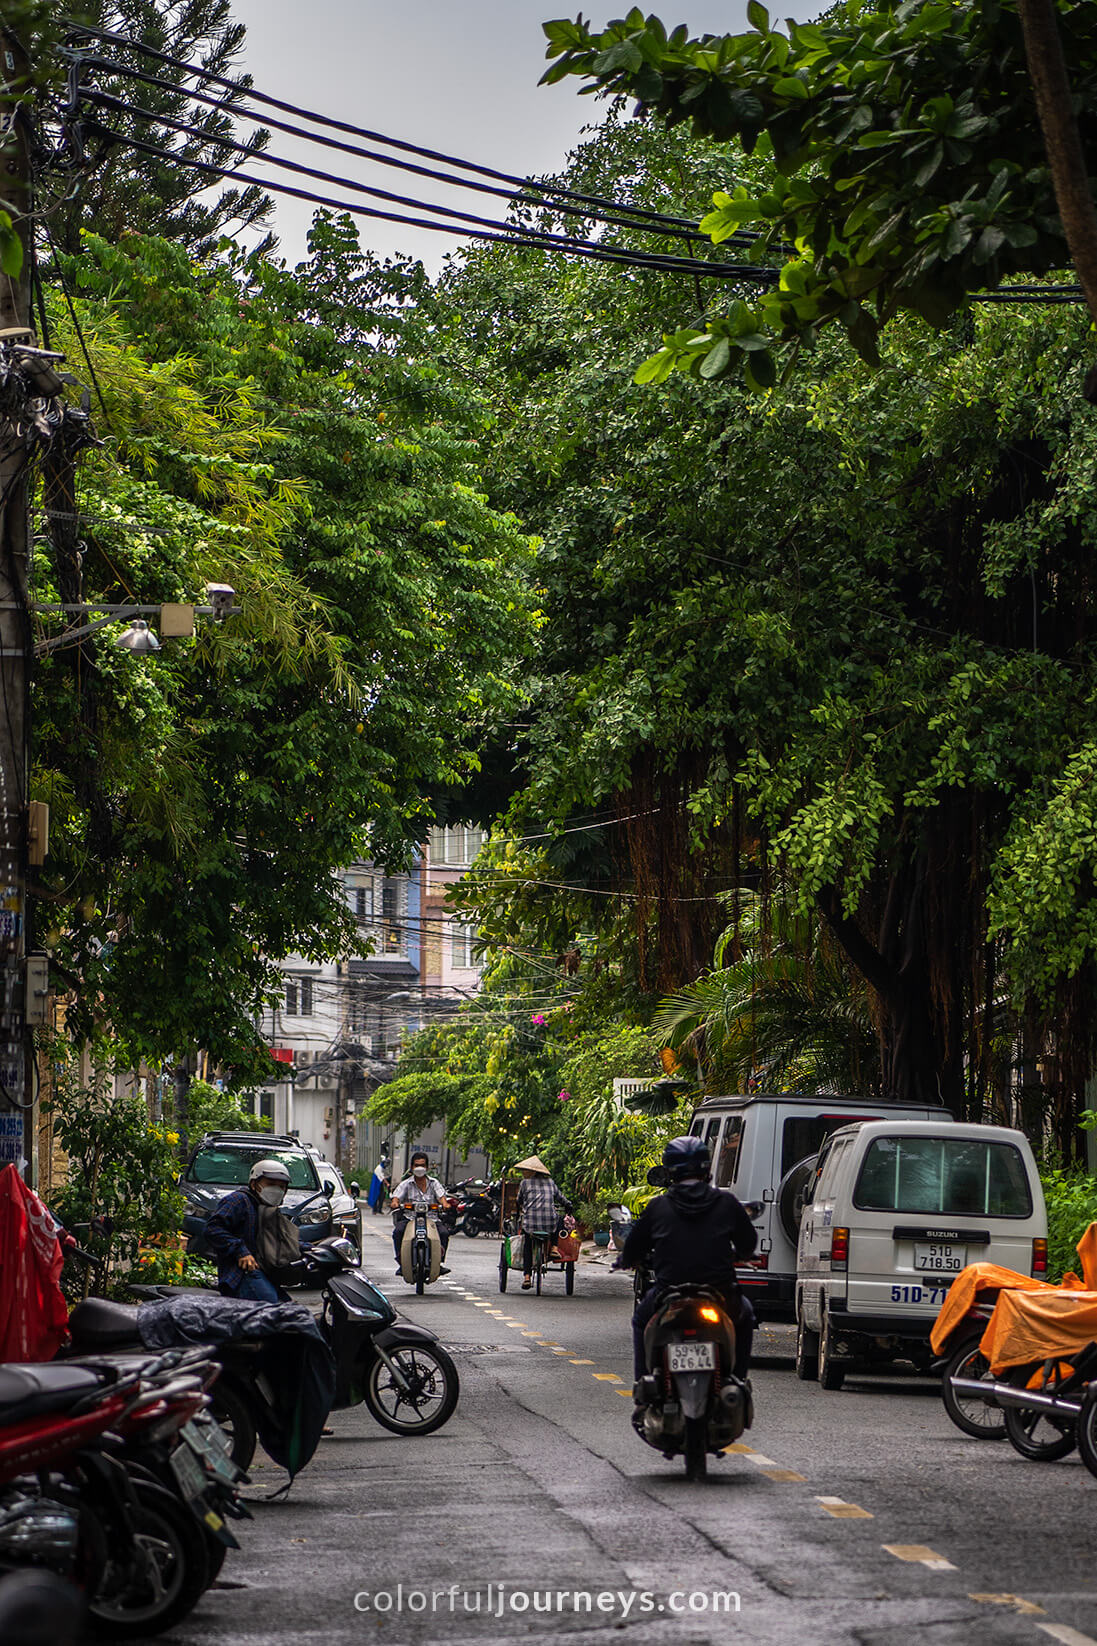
[91,1213,114,1240]
[350,1181,360,1197]
[741,1200,765,1220]
[646,1165,670,1187]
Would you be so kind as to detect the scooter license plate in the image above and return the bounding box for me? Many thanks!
[170,1441,209,1503]
[181,1419,240,1484]
[666,1342,717,1373]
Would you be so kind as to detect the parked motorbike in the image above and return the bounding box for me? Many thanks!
[936,1300,1007,1440]
[74,1237,460,1471]
[631,1284,752,1481]
[451,1179,500,1237]
[0,1351,223,1637]
[948,1341,1097,1462]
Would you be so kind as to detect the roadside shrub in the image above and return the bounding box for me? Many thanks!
[1040,1165,1097,1282]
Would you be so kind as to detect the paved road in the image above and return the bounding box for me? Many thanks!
[165,1221,1097,1646]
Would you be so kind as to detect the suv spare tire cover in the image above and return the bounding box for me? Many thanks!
[777,1154,819,1246]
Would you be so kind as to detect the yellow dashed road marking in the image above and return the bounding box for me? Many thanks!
[593,1372,623,1383]
[569,1358,593,1365]
[723,1443,755,1454]
[816,1497,873,1520]
[970,1595,1045,1618]
[744,1452,778,1466]
[616,1389,633,1398]
[760,1469,806,1483]
[883,1544,956,1571]
[521,1331,544,1338]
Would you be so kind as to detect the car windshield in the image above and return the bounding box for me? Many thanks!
[185,1147,319,1190]
[853,1137,1032,1217]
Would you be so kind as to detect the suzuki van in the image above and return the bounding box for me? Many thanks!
[687,1094,948,1322]
[795,1119,1047,1388]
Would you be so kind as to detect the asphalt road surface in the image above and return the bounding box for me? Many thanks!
[163,1221,1097,1646]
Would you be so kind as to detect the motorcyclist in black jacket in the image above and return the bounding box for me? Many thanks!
[621,1135,758,1387]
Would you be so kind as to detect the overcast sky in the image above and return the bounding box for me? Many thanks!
[228,1,772,271]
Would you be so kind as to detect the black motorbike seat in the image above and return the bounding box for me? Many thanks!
[68,1296,143,1350]
[0,1363,106,1422]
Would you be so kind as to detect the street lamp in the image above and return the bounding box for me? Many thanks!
[113,619,160,654]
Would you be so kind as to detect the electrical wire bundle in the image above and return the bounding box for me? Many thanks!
[56,21,780,287]
[53,21,1086,307]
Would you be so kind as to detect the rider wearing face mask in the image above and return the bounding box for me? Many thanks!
[205,1157,302,1301]
[390,1152,452,1275]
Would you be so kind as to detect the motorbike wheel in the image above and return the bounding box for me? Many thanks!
[683,1416,708,1482]
[1003,1398,1076,1461]
[209,1381,257,1473]
[463,1217,480,1237]
[1076,1388,1097,1479]
[363,1341,460,1435]
[940,1338,1006,1440]
[87,1478,211,1638]
[565,1262,575,1296]
[535,1264,543,1296]
[795,1314,819,1383]
[498,1250,508,1292]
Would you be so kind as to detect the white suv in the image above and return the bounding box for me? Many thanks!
[795,1119,1047,1388]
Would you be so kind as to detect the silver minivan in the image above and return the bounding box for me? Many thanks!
[687,1094,947,1322]
[796,1119,1047,1388]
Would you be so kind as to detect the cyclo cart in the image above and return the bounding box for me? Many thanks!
[497,1172,580,1296]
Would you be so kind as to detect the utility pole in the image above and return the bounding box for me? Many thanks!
[0,31,34,1182]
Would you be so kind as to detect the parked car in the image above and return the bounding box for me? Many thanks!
[687,1093,948,1322]
[307,1154,363,1253]
[795,1118,1048,1388]
[180,1131,334,1257]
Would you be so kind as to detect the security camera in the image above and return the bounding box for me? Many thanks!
[205,583,236,621]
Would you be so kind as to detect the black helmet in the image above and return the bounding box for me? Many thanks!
[662,1135,711,1181]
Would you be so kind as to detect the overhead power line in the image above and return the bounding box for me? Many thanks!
[81,90,773,276]
[80,121,781,283]
[62,22,724,237]
[75,54,763,252]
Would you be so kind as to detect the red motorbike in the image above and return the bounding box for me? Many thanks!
[0,1348,235,1636]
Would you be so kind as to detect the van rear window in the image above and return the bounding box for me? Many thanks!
[853,1137,1032,1218]
[782,1114,878,1177]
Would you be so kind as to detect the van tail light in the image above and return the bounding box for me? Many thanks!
[1031,1237,1048,1278]
[741,1253,768,1271]
[830,1227,849,1272]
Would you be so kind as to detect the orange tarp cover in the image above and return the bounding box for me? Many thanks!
[929,1222,1097,1356]
[980,1285,1097,1375]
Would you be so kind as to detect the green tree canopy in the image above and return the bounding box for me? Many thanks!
[541,2,1094,384]
[35,219,535,1072]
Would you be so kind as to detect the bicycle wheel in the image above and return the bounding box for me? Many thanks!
[565,1261,575,1295]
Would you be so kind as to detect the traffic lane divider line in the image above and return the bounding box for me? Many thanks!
[759,1469,806,1482]
[617,1389,633,1398]
[969,1595,1045,1617]
[569,1358,594,1365]
[1037,1625,1097,1646]
[883,1544,957,1571]
[816,1497,873,1520]
[593,1373,624,1382]
[723,1443,755,1454]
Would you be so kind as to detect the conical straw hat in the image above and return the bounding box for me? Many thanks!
[514,1154,551,1175]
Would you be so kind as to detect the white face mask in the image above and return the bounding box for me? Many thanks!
[412,1165,428,1179]
[257,1183,286,1206]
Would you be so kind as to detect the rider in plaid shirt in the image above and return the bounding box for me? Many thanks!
[515,1156,569,1290]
